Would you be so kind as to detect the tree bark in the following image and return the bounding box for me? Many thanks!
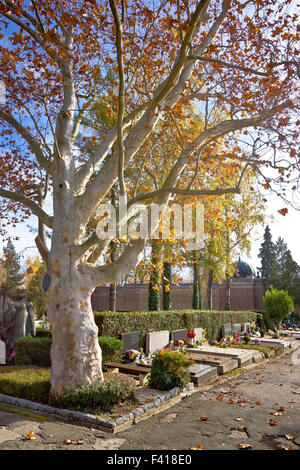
[47,280,103,400]
[225,273,231,311]
[206,269,213,310]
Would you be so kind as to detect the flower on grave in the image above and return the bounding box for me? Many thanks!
[159,349,165,356]
[124,349,139,362]
[188,329,196,339]
[178,340,184,347]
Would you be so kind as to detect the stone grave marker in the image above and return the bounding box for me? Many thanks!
[145,330,170,354]
[121,331,140,352]
[188,364,218,386]
[171,329,188,343]
[0,339,5,365]
[241,323,251,333]
[188,346,253,367]
[193,327,203,342]
[187,352,238,375]
[233,323,242,336]
[222,323,233,338]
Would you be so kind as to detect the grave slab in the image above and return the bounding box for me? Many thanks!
[250,338,289,349]
[187,352,238,375]
[120,331,139,352]
[171,329,188,343]
[0,339,5,365]
[189,364,218,386]
[145,330,170,354]
[188,346,253,367]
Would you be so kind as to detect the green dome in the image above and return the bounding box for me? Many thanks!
[233,257,256,278]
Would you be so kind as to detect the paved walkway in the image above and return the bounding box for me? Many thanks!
[0,347,299,450]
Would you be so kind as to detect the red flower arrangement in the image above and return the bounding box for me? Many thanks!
[188,329,196,339]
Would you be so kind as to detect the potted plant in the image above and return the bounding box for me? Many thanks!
[260,329,266,337]
[243,332,251,344]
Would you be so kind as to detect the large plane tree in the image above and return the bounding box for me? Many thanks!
[0,0,299,398]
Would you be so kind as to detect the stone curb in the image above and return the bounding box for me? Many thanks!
[0,383,194,433]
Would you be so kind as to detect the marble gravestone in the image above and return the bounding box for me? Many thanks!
[171,329,188,343]
[222,323,233,338]
[193,327,203,342]
[242,323,251,333]
[233,323,242,337]
[145,330,170,354]
[121,331,140,352]
[0,339,5,365]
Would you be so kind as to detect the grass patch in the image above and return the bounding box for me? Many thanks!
[0,366,51,403]
[225,368,243,377]
[0,366,137,415]
[0,405,50,421]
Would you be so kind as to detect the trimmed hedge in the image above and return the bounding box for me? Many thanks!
[15,337,52,367]
[0,366,50,403]
[14,336,124,368]
[94,309,259,344]
[35,327,52,338]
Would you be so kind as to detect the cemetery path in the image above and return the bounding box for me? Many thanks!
[0,347,299,450]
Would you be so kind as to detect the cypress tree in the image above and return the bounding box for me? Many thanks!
[148,241,161,311]
[162,261,172,310]
[258,225,276,290]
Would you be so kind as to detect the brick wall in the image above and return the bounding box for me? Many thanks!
[91,277,265,311]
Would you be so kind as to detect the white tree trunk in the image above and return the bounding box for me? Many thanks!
[47,279,103,399]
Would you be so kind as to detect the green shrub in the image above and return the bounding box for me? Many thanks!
[149,350,193,391]
[263,286,294,327]
[15,337,52,367]
[58,374,136,411]
[35,327,52,338]
[99,336,124,365]
[0,366,50,403]
[94,310,258,344]
[14,336,124,369]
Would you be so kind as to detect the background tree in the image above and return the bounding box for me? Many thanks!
[24,256,43,288]
[0,1,299,398]
[0,240,24,305]
[258,225,276,290]
[263,285,294,328]
[27,262,48,319]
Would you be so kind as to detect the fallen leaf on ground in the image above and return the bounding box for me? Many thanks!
[190,444,205,450]
[228,399,235,404]
[199,416,208,421]
[271,411,282,416]
[216,394,224,401]
[269,419,278,426]
[255,401,261,405]
[238,425,248,432]
[285,434,295,441]
[279,406,286,411]
[237,443,252,449]
[25,431,35,440]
